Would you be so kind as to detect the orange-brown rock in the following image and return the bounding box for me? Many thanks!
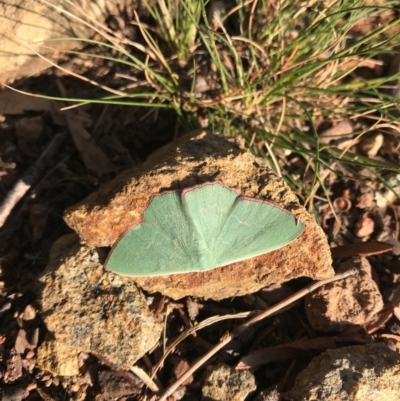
[305,257,384,332]
[64,131,334,300]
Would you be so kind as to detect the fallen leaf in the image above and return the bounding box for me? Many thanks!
[172,357,193,385]
[236,335,365,370]
[383,237,400,256]
[377,333,400,353]
[0,89,56,115]
[66,117,116,175]
[98,369,143,399]
[330,241,394,258]
[319,120,353,144]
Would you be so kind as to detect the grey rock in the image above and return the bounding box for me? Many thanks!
[202,363,256,401]
[287,343,400,401]
[36,234,163,374]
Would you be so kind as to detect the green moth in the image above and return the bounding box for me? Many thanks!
[106,182,305,276]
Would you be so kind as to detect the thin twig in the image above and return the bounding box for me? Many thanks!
[158,268,357,401]
[130,365,160,393]
[150,311,259,378]
[0,131,68,228]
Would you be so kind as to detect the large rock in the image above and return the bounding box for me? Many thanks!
[36,234,163,372]
[305,257,384,332]
[286,344,400,401]
[64,131,334,300]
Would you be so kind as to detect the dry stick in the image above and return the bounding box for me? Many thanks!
[130,366,160,393]
[150,312,258,378]
[0,131,68,228]
[158,268,357,401]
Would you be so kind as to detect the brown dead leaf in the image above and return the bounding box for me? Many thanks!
[97,369,143,400]
[319,120,353,145]
[0,89,56,114]
[172,357,193,386]
[66,117,116,175]
[378,333,400,353]
[236,335,365,370]
[149,294,166,314]
[384,237,400,256]
[330,241,394,258]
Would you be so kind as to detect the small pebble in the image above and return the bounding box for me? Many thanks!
[41,374,51,381]
[71,383,80,392]
[44,379,52,387]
